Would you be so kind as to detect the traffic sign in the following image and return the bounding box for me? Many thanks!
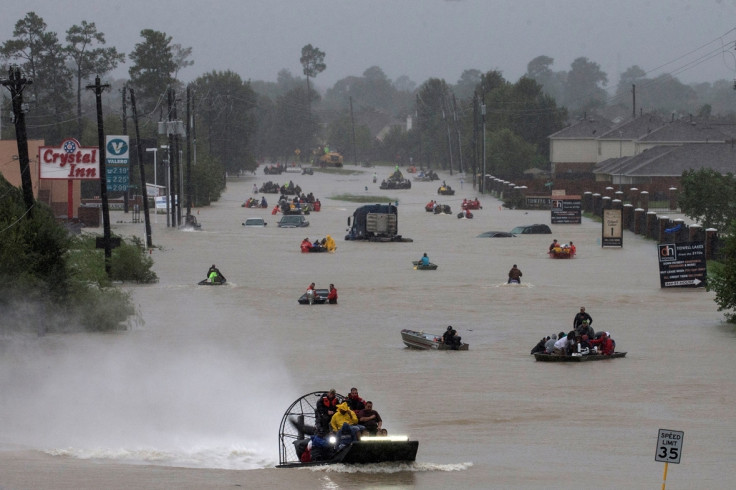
[655,429,684,464]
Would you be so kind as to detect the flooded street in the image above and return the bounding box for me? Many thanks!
[1,167,735,489]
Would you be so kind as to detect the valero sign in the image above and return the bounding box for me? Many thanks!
[39,138,100,180]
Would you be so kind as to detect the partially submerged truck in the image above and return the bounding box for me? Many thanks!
[345,204,413,242]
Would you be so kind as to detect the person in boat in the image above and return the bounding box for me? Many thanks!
[300,238,313,253]
[206,264,224,283]
[544,333,559,354]
[260,196,267,208]
[327,284,338,304]
[308,427,333,462]
[549,239,559,251]
[442,326,462,350]
[531,336,550,355]
[305,282,318,303]
[356,400,383,435]
[589,331,615,355]
[419,252,430,266]
[508,264,523,284]
[324,234,336,253]
[346,387,366,411]
[569,241,576,254]
[316,389,339,433]
[575,319,595,340]
[573,307,593,330]
[552,331,573,355]
[330,402,363,441]
[578,334,592,354]
[311,239,324,252]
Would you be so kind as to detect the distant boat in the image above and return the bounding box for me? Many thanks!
[412,260,438,270]
[401,328,468,350]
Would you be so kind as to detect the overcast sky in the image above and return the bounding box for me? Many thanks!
[3,0,736,91]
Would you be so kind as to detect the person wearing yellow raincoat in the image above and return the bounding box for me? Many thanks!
[324,234,337,253]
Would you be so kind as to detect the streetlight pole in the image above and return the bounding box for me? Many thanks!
[161,144,170,227]
[146,147,158,224]
[481,103,486,194]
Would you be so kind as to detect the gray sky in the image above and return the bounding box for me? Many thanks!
[3,0,736,90]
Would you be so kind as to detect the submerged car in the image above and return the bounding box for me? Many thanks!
[243,217,267,227]
[477,231,515,238]
[278,215,310,228]
[510,224,552,235]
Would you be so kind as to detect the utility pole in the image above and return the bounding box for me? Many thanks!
[441,90,454,176]
[186,84,193,219]
[481,101,487,194]
[349,96,358,165]
[167,87,175,228]
[121,83,129,213]
[86,76,113,277]
[1,67,35,214]
[472,93,478,190]
[173,94,181,226]
[129,88,153,248]
[632,84,636,119]
[452,93,463,174]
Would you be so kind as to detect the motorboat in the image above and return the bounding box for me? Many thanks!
[298,288,329,304]
[400,328,468,350]
[412,260,438,270]
[533,352,626,362]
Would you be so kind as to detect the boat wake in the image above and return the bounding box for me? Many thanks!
[494,282,533,288]
[46,444,277,470]
[306,461,473,473]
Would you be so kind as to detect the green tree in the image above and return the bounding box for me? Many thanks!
[679,168,736,230]
[486,128,538,180]
[274,86,320,160]
[300,44,326,103]
[453,69,482,101]
[128,29,176,114]
[325,115,372,162]
[193,70,257,174]
[706,220,736,322]
[563,57,608,114]
[1,11,74,143]
[416,78,451,168]
[65,20,125,139]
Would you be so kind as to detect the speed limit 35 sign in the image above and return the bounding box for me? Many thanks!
[655,429,684,464]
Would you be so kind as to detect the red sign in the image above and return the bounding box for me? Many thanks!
[39,138,100,180]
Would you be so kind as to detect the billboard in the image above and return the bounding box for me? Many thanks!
[551,196,581,224]
[657,241,707,288]
[602,208,623,247]
[106,135,129,192]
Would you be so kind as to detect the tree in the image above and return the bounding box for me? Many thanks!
[65,20,125,139]
[1,12,74,143]
[706,220,736,323]
[128,29,176,115]
[193,70,257,174]
[299,44,326,103]
[679,168,736,230]
[486,128,538,180]
[453,69,482,101]
[563,57,608,114]
[171,43,193,82]
[526,55,566,103]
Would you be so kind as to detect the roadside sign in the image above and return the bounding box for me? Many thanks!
[655,429,684,464]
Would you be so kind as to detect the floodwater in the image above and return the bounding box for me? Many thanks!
[1,167,735,489]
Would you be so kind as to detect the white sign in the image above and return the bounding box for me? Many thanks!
[655,429,684,464]
[39,138,100,180]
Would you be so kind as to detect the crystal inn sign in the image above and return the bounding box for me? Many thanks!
[39,138,100,179]
[39,138,100,218]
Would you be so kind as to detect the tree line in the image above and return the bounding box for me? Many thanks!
[3,11,736,193]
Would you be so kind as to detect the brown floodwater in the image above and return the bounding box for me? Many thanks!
[1,168,734,489]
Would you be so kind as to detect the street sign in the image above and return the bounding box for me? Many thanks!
[655,429,684,464]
